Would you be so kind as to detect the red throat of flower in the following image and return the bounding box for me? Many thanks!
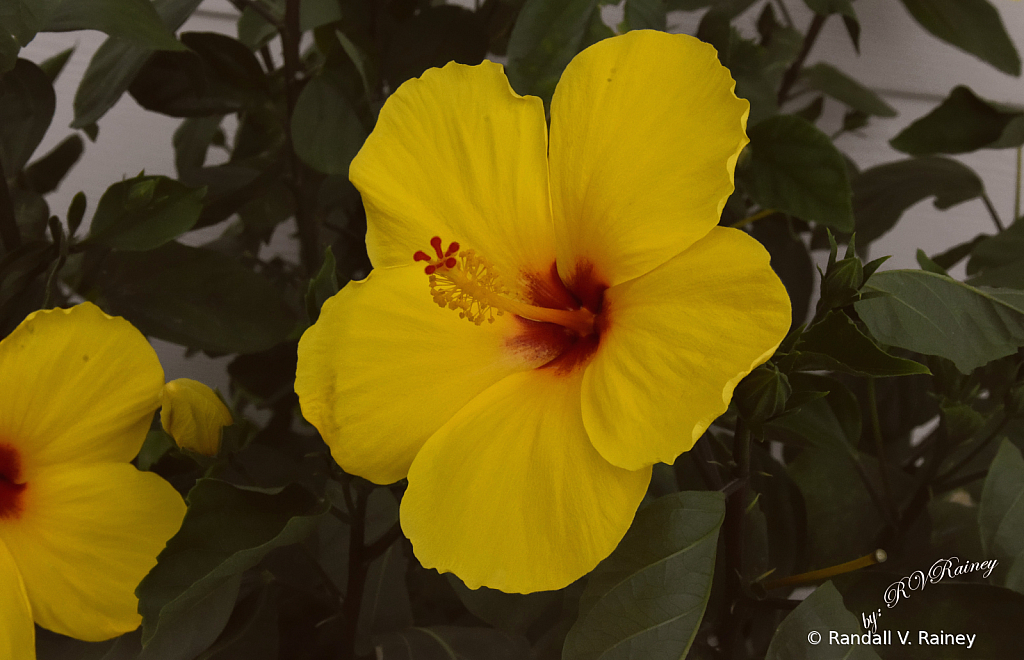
[413,236,607,373]
[0,442,26,520]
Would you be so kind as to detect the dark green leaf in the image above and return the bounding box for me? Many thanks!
[852,157,984,245]
[800,62,896,117]
[0,30,18,76]
[182,154,285,229]
[896,0,1020,76]
[130,32,266,118]
[39,45,73,82]
[382,6,487,88]
[374,626,533,660]
[138,573,242,660]
[855,270,1024,373]
[44,0,185,51]
[291,61,367,176]
[305,246,338,323]
[95,241,297,353]
[751,215,814,329]
[979,441,1024,567]
[0,59,55,175]
[66,191,86,237]
[562,491,725,660]
[22,134,83,195]
[71,0,204,128]
[930,234,988,270]
[447,575,561,635]
[738,115,854,231]
[237,6,277,51]
[967,219,1024,289]
[0,0,63,48]
[839,574,1024,659]
[766,582,880,660]
[137,480,327,645]
[356,542,413,654]
[506,0,602,103]
[891,86,1022,155]
[915,248,947,275]
[173,115,224,175]
[796,310,931,377]
[88,174,205,251]
[196,584,279,660]
[623,0,666,31]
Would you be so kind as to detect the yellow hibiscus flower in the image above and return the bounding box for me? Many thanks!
[0,303,186,657]
[295,30,790,593]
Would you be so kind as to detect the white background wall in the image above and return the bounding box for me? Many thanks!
[16,0,1024,390]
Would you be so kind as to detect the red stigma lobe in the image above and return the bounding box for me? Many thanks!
[413,237,462,274]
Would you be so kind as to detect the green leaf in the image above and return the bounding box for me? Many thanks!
[891,86,1022,156]
[374,627,533,659]
[130,32,266,118]
[796,310,930,377]
[623,0,666,31]
[447,575,561,635]
[88,174,205,251]
[766,582,880,660]
[22,134,83,195]
[138,573,243,660]
[38,45,73,82]
[173,115,224,175]
[800,63,896,117]
[967,219,1024,289]
[0,30,18,76]
[355,542,413,654]
[980,441,1024,566]
[0,0,63,48]
[751,216,814,329]
[855,270,1024,374]
[0,59,55,175]
[839,573,1024,659]
[896,0,1020,76]
[382,5,487,88]
[915,248,947,275]
[71,0,204,128]
[195,585,279,660]
[305,246,339,323]
[738,115,854,231]
[852,157,984,245]
[137,480,327,645]
[94,241,297,354]
[44,0,185,52]
[562,491,725,660]
[505,0,602,104]
[291,59,367,176]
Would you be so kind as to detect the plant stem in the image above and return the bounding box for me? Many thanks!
[725,421,751,659]
[934,414,1009,485]
[339,486,367,660]
[777,13,826,106]
[981,193,1005,233]
[1014,146,1021,224]
[0,158,21,253]
[280,0,320,275]
[773,0,795,28]
[730,208,778,230]
[761,549,887,591]
[866,379,898,525]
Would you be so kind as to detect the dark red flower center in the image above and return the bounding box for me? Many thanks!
[0,442,27,520]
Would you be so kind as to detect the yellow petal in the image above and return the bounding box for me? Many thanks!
[160,379,233,456]
[0,303,164,475]
[549,31,749,288]
[582,227,790,470]
[296,266,562,485]
[0,540,34,660]
[0,463,185,641]
[351,60,557,289]
[401,369,651,594]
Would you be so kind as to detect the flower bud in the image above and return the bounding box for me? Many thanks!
[160,379,232,456]
[735,363,791,425]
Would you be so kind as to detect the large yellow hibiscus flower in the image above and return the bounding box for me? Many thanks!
[0,303,186,657]
[296,30,790,593]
